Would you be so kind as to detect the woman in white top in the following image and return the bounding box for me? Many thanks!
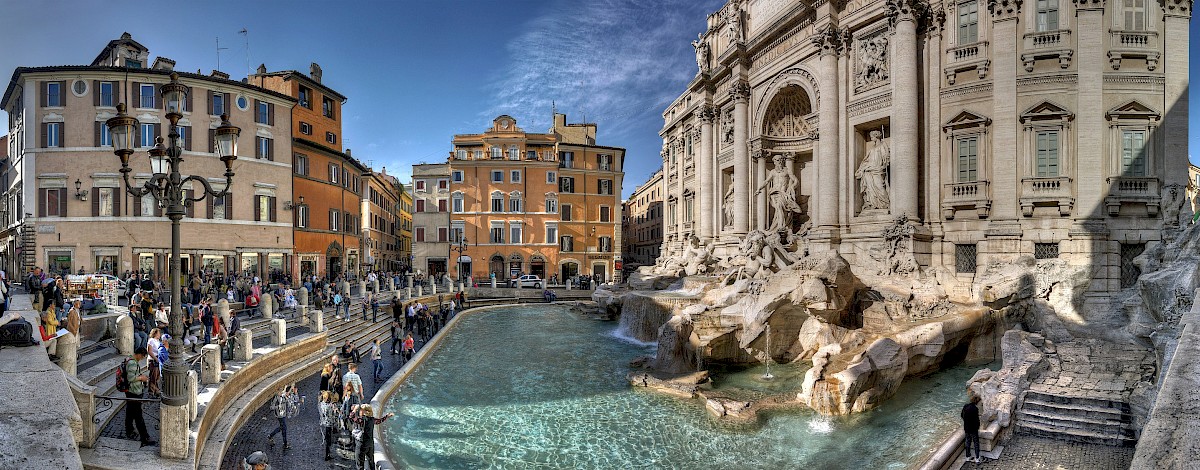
[154,303,169,330]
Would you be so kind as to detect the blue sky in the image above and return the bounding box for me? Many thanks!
[0,0,1196,198]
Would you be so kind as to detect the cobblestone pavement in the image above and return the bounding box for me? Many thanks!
[221,329,433,469]
[965,434,1133,470]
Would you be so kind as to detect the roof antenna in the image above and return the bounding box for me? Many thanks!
[239,28,251,79]
[216,36,229,71]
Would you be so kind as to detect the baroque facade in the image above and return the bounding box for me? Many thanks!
[658,0,1190,305]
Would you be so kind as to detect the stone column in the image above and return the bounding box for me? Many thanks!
[57,332,79,376]
[698,105,716,241]
[115,315,133,356]
[754,150,768,230]
[309,308,324,333]
[187,370,198,421]
[1162,0,1190,186]
[200,344,221,384]
[298,287,309,306]
[676,141,685,240]
[234,329,254,361]
[260,294,273,318]
[812,25,842,228]
[160,404,188,459]
[216,299,230,325]
[986,0,1020,220]
[270,319,287,346]
[888,0,921,219]
[731,80,752,235]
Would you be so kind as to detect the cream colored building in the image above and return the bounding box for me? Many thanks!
[1,33,295,278]
[658,0,1189,306]
[622,168,664,269]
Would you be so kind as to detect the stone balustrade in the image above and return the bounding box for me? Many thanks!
[1019,176,1074,216]
[941,180,992,220]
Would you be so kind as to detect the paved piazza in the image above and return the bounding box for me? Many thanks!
[970,434,1134,470]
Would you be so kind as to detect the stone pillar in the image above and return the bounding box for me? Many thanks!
[889,0,921,220]
[372,279,380,293]
[200,344,221,384]
[297,305,308,326]
[187,370,198,422]
[216,299,231,325]
[813,25,842,229]
[341,280,351,297]
[490,278,497,288]
[260,294,273,318]
[359,280,367,297]
[431,282,438,295]
[730,80,752,235]
[309,308,324,333]
[698,105,716,241]
[234,329,254,361]
[115,315,133,356]
[754,150,768,230]
[160,403,189,459]
[56,332,79,376]
[387,277,395,291]
[986,0,1020,220]
[405,273,413,290]
[1162,0,1191,187]
[298,287,309,306]
[405,286,412,299]
[270,319,287,346]
[417,285,424,297]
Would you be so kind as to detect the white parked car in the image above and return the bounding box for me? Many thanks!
[509,275,545,289]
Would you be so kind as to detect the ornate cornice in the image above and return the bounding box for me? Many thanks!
[989,0,1023,18]
[922,6,947,35]
[698,104,718,124]
[1162,0,1193,17]
[1071,0,1105,11]
[728,80,751,103]
[810,24,845,57]
[887,0,926,25]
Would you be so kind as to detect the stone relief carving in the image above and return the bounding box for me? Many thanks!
[692,33,711,75]
[880,214,919,276]
[856,128,891,212]
[721,108,735,144]
[854,33,890,92]
[757,153,805,232]
[1162,184,1189,228]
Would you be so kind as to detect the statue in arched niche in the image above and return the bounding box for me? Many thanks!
[756,153,804,232]
[856,128,891,212]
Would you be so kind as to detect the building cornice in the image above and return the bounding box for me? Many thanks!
[3,65,297,109]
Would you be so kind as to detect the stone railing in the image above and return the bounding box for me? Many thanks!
[1024,29,1071,49]
[941,180,992,220]
[944,41,991,84]
[1109,29,1157,49]
[1104,176,1160,216]
[1019,176,1074,216]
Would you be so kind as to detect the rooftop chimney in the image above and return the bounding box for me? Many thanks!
[210,70,230,80]
[256,63,267,75]
[310,63,323,83]
[152,57,176,71]
[345,148,352,157]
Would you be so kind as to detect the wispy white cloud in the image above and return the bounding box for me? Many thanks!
[482,0,723,141]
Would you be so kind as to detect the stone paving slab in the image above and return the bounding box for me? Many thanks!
[961,434,1132,470]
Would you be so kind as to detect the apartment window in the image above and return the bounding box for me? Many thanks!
[452,194,464,213]
[296,204,309,228]
[510,223,522,244]
[599,154,613,170]
[511,170,521,183]
[491,226,504,244]
[559,151,574,168]
[546,225,558,244]
[414,226,424,242]
[473,150,483,159]
[39,188,67,217]
[509,195,522,213]
[211,194,228,219]
[329,209,342,231]
[508,145,520,160]
[1123,0,1146,30]
[958,0,979,44]
[599,236,613,253]
[491,193,504,212]
[255,195,276,222]
[452,170,463,182]
[560,235,574,252]
[1035,131,1060,177]
[526,150,537,160]
[600,205,611,222]
[140,84,155,108]
[438,179,448,190]
[140,194,156,216]
[46,123,63,148]
[1034,242,1059,259]
[599,179,613,195]
[491,146,502,159]
[546,198,558,213]
[329,164,341,184]
[126,59,142,68]
[559,177,576,193]
[1036,0,1059,31]
[956,136,979,182]
[256,100,269,124]
[294,153,309,176]
[299,122,312,135]
[99,82,114,107]
[139,123,156,148]
[99,122,112,147]
[322,97,335,118]
[547,171,557,184]
[326,132,337,145]
[438,199,447,212]
[492,171,503,183]
[1121,130,1147,176]
[415,180,426,191]
[456,149,467,160]
[561,204,573,221]
[955,244,978,274]
[256,136,273,160]
[212,93,225,116]
[451,226,464,243]
[45,82,62,107]
[298,86,312,109]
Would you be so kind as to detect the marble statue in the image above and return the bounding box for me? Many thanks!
[1162,184,1187,228]
[723,2,744,45]
[855,35,889,91]
[856,129,891,212]
[757,153,805,232]
[881,214,918,275]
[722,183,736,228]
[691,33,710,75]
[682,235,716,276]
[721,109,735,144]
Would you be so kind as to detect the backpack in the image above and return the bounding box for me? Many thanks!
[115,358,131,393]
[0,317,37,347]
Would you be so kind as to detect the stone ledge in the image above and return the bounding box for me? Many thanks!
[1130,288,1200,468]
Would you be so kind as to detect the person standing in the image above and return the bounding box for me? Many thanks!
[318,390,342,461]
[124,347,156,447]
[361,293,371,322]
[343,362,364,406]
[332,292,344,321]
[962,394,981,463]
[402,333,415,364]
[349,404,394,470]
[370,338,384,382]
[390,321,402,355]
[267,384,301,449]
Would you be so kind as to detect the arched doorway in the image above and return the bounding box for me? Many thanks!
[489,255,505,279]
[530,255,546,279]
[560,261,579,281]
[326,242,343,280]
[508,253,524,280]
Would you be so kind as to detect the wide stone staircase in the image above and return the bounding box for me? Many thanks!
[1012,339,1153,448]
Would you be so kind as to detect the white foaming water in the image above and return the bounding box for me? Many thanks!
[808,417,834,434]
[606,327,658,349]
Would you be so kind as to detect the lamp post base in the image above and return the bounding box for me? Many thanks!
[159,403,189,459]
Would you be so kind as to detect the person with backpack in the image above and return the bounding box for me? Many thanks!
[318,390,342,461]
[120,347,155,447]
[200,300,214,345]
[224,313,241,362]
[267,384,301,449]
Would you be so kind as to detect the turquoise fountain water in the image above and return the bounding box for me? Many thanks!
[381,304,981,469]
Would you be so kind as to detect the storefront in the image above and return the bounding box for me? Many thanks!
[92,247,120,275]
[45,248,73,275]
[530,255,546,279]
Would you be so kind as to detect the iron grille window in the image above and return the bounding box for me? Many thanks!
[1034,242,1059,259]
[955,244,977,274]
[1120,243,1145,288]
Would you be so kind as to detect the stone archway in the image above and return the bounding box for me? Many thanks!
[761,85,814,138]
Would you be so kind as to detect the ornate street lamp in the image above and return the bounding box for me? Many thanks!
[451,236,469,283]
[106,73,240,408]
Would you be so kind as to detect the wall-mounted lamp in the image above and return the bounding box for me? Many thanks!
[74,179,88,201]
[284,195,304,211]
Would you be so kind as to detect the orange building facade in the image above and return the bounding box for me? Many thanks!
[251,64,365,280]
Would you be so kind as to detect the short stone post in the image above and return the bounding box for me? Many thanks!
[417,285,423,297]
[341,280,351,297]
[160,403,189,459]
[405,286,412,299]
[468,275,474,288]
[200,344,221,385]
[372,279,380,293]
[234,329,254,361]
[216,299,231,325]
[187,370,198,421]
[359,280,367,297]
[566,279,573,291]
[260,294,274,318]
[298,287,309,306]
[57,332,79,376]
[297,305,308,326]
[388,277,395,291]
[115,315,134,356]
[270,319,287,346]
[406,273,414,289]
[431,282,437,295]
[309,308,324,333]
[491,277,497,288]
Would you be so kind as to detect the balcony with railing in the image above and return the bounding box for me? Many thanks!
[1021,30,1074,71]
[1104,176,1160,216]
[1020,176,1074,216]
[944,41,990,85]
[941,180,991,219]
[1107,30,1161,70]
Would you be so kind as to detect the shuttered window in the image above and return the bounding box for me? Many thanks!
[1035,131,1059,177]
[956,136,978,182]
[958,0,979,44]
[1121,130,1147,176]
[39,188,67,217]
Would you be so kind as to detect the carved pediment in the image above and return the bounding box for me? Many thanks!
[943,110,992,132]
[1107,100,1160,121]
[1021,101,1074,122]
